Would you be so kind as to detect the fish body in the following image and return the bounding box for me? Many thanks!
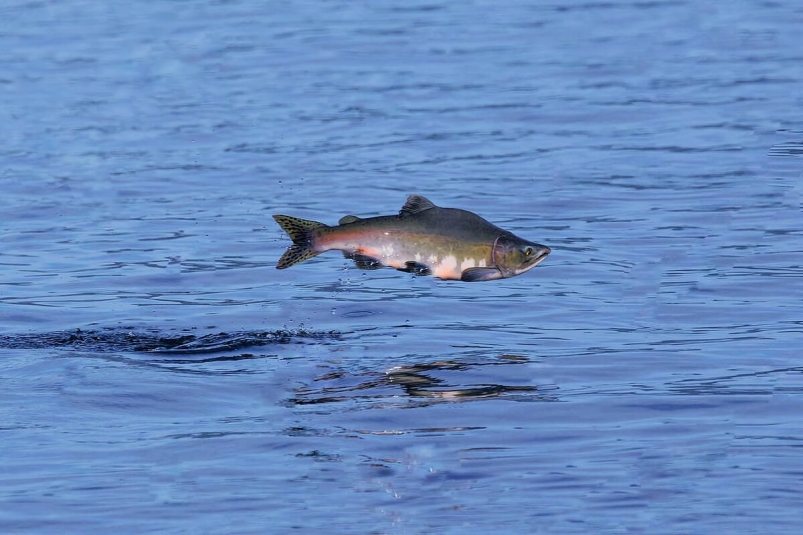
[273,195,550,282]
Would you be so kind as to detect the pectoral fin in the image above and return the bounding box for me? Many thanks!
[460,267,503,282]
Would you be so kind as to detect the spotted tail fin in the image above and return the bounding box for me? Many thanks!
[272,215,329,269]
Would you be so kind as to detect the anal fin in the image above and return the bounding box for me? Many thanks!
[343,252,383,270]
[399,261,432,276]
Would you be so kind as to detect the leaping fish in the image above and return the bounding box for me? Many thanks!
[273,195,550,282]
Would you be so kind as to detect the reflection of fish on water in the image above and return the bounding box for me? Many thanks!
[288,356,559,406]
[386,360,545,401]
[273,195,551,282]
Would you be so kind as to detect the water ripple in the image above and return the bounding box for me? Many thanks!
[0,327,341,353]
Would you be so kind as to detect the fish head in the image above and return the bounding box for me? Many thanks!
[492,234,551,278]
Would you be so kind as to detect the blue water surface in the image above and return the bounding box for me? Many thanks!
[2,1,803,533]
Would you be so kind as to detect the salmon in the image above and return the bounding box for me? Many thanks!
[273,195,550,282]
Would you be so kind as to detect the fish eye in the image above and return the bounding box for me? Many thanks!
[524,247,533,257]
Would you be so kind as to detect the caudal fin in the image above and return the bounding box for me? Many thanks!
[273,215,328,269]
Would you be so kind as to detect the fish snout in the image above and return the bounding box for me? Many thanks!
[526,244,550,269]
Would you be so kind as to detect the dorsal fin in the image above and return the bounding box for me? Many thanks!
[399,195,437,218]
[339,215,362,225]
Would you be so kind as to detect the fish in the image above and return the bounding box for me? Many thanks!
[272,194,550,282]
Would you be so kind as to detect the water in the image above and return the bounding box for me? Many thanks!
[2,0,803,533]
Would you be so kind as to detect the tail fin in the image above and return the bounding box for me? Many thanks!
[272,215,328,269]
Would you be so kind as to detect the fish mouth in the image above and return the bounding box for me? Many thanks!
[523,245,551,271]
[533,245,552,266]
